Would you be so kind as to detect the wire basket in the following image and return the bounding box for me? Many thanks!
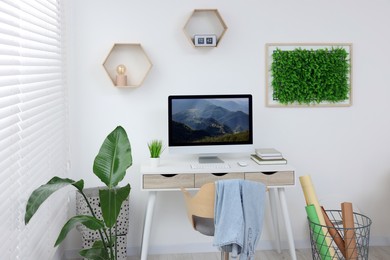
[308,210,372,260]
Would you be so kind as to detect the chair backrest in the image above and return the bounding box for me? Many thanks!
[182,181,268,232]
[181,183,215,231]
[181,180,268,260]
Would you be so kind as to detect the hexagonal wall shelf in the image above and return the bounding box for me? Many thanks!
[183,9,228,47]
[103,43,153,88]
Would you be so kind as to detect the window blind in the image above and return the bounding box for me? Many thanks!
[0,0,68,259]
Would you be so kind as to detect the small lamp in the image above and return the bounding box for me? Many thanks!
[116,64,127,86]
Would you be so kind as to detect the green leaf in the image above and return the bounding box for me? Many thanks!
[79,243,109,260]
[79,248,108,260]
[55,215,105,246]
[93,126,132,188]
[91,240,105,248]
[25,177,84,224]
[99,184,130,228]
[148,139,164,158]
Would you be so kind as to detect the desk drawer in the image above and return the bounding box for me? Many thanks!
[195,172,244,188]
[245,171,294,186]
[143,174,194,189]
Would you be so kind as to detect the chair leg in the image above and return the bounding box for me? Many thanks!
[221,251,229,260]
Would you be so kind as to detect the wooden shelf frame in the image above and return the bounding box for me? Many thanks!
[103,43,153,88]
[183,9,228,48]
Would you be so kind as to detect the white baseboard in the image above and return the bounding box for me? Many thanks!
[144,240,309,255]
[64,236,390,259]
[369,236,390,246]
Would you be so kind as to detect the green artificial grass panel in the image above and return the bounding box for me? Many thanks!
[271,47,350,105]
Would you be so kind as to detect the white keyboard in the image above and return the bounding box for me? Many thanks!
[190,163,231,169]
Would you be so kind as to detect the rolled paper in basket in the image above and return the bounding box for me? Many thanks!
[299,175,336,257]
[306,204,332,260]
[342,202,358,260]
[321,206,346,258]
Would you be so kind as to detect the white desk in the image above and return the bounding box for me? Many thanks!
[140,157,297,260]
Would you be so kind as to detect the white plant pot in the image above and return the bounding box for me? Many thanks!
[150,157,160,167]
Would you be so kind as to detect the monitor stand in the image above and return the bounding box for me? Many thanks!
[198,156,224,164]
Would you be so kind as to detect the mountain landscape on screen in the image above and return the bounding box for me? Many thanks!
[171,99,250,144]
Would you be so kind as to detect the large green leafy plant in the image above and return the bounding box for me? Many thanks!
[25,126,132,260]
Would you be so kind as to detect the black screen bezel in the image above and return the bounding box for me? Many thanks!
[168,94,253,147]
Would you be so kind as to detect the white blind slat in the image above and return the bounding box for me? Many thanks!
[0,113,19,131]
[0,68,19,78]
[0,150,20,173]
[0,124,20,141]
[0,77,19,87]
[0,89,20,107]
[0,26,19,41]
[0,0,68,259]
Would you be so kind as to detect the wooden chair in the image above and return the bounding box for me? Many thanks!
[181,182,229,260]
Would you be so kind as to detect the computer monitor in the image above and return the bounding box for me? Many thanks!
[168,94,253,163]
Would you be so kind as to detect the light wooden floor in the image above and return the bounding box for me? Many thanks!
[127,246,390,260]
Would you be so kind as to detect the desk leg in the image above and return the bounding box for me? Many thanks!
[278,188,297,260]
[140,191,157,260]
[269,188,281,253]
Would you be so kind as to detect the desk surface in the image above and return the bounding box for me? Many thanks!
[140,156,295,190]
[140,156,294,174]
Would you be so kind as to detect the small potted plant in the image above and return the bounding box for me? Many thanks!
[148,139,164,167]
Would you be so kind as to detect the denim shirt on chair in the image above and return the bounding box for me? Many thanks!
[213,179,266,260]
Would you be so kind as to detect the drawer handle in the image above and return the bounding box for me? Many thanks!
[161,174,177,177]
[212,173,228,177]
[261,171,277,175]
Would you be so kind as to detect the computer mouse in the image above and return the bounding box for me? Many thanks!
[237,161,248,167]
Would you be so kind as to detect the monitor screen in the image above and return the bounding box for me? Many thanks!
[168,94,253,159]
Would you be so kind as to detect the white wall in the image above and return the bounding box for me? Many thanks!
[67,0,390,256]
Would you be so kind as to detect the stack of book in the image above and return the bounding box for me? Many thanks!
[251,148,287,165]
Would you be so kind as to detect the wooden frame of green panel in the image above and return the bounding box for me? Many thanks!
[265,43,353,107]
